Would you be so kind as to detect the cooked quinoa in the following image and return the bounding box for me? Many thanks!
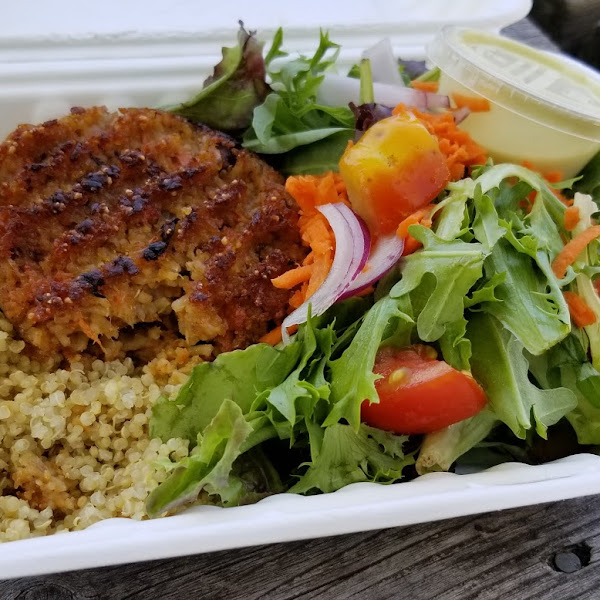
[0,314,202,542]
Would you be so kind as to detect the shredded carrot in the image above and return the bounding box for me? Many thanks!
[393,104,488,181]
[260,327,283,346]
[564,206,581,232]
[451,93,491,113]
[78,317,104,350]
[563,291,597,327]
[271,264,313,290]
[543,171,564,184]
[397,205,435,255]
[412,80,439,93]
[285,171,350,216]
[272,172,349,309]
[520,160,572,208]
[552,225,600,278]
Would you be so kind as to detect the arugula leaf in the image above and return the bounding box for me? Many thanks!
[289,423,412,494]
[565,390,600,444]
[480,239,570,355]
[527,334,600,444]
[390,226,484,342]
[243,93,352,153]
[438,315,471,371]
[432,178,474,241]
[467,313,577,439]
[146,399,253,517]
[243,30,354,157]
[264,27,287,67]
[170,26,270,131]
[325,296,410,430]
[254,315,324,435]
[471,187,505,251]
[476,163,567,225]
[464,272,506,309]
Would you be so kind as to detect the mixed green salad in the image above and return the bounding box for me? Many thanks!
[146,26,600,517]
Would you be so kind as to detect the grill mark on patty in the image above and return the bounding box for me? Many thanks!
[41,164,220,275]
[0,107,114,192]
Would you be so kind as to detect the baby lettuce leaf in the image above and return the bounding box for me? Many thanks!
[431,178,474,241]
[438,316,472,371]
[275,130,354,176]
[568,192,600,370]
[574,149,600,203]
[148,301,414,516]
[170,26,270,132]
[146,399,253,517]
[243,30,354,156]
[464,272,506,309]
[150,341,301,444]
[390,226,484,343]
[523,191,565,259]
[471,187,505,252]
[290,424,412,494]
[252,320,333,441]
[480,239,570,355]
[527,334,600,444]
[416,408,498,474]
[467,313,577,439]
[476,163,567,225]
[264,27,287,67]
[566,396,600,445]
[324,296,409,430]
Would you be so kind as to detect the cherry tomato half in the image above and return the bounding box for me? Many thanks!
[361,345,487,435]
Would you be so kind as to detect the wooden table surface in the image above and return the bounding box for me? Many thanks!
[3,17,600,600]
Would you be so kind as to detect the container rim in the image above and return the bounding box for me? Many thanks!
[426,26,600,143]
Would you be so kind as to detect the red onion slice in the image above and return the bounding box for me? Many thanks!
[453,106,471,124]
[338,233,405,301]
[281,203,370,344]
[424,91,451,110]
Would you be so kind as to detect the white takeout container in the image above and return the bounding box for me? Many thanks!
[428,27,600,177]
[3,0,600,581]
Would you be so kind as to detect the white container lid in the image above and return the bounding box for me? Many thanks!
[0,0,532,136]
[427,27,600,142]
[0,0,532,64]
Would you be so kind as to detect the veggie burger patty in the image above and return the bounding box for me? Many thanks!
[0,107,305,360]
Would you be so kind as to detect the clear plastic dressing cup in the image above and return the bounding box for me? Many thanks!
[427,27,600,177]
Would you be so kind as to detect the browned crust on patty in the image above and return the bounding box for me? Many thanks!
[0,107,305,359]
